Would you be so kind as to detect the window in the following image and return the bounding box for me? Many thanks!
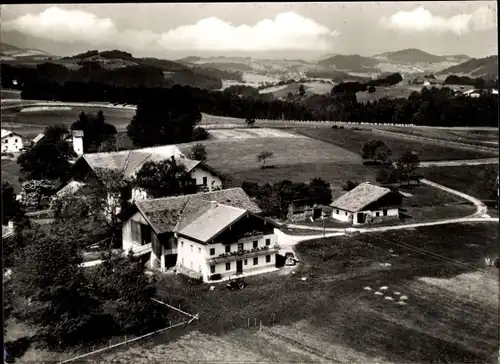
[3,140,7,144]
[336,209,339,214]
[198,247,201,254]
[203,177,208,185]
[190,245,193,252]
[253,257,258,265]
[225,245,231,253]
[383,209,387,216]
[266,255,271,263]
[265,239,271,246]
[130,221,141,244]
[238,243,243,251]
[210,248,215,256]
[244,259,248,265]
[345,211,348,216]
[225,262,231,271]
[181,241,184,247]
[375,212,380,217]
[253,241,258,248]
[210,266,215,273]
[15,139,18,143]
[140,224,151,245]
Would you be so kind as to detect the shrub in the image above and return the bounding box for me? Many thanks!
[192,127,209,141]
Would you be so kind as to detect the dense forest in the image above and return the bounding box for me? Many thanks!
[1,62,498,127]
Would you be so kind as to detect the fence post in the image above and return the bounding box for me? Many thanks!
[247,318,250,328]
[254,318,257,327]
[125,335,127,345]
[260,321,262,331]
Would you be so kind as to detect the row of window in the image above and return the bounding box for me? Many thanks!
[335,209,388,217]
[217,239,271,255]
[210,255,272,273]
[3,138,20,143]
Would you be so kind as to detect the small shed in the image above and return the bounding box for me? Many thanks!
[287,199,325,221]
[330,182,404,225]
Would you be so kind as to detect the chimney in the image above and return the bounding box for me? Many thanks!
[210,201,217,210]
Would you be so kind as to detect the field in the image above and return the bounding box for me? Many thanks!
[1,107,135,138]
[422,164,499,201]
[177,128,372,185]
[356,85,421,103]
[378,126,499,148]
[295,127,498,161]
[259,82,333,98]
[96,222,498,364]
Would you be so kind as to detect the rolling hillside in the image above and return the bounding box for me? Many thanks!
[317,54,380,73]
[437,55,498,79]
[0,42,53,61]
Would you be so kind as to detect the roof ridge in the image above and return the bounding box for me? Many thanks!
[173,195,195,231]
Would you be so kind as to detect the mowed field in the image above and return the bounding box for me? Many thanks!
[355,85,421,103]
[177,128,375,185]
[97,223,499,364]
[259,82,333,98]
[1,107,135,138]
[378,125,499,148]
[295,127,498,161]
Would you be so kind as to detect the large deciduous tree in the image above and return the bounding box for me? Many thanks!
[17,124,76,182]
[395,150,421,185]
[361,140,392,165]
[308,178,333,205]
[1,181,24,225]
[11,228,103,348]
[133,158,196,198]
[71,111,117,152]
[126,91,202,147]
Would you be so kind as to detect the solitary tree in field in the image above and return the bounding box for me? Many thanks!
[189,143,207,161]
[298,84,306,97]
[257,151,274,169]
[361,140,392,165]
[395,151,421,185]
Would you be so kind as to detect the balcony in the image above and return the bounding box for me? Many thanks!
[208,245,280,265]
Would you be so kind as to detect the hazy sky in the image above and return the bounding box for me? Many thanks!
[1,2,497,59]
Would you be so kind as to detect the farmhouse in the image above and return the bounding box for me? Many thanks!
[330,182,403,225]
[1,129,24,153]
[119,188,280,282]
[69,145,224,205]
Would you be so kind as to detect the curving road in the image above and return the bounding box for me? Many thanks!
[277,178,498,250]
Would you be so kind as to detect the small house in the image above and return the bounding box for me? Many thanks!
[330,182,403,225]
[119,188,280,282]
[1,129,24,153]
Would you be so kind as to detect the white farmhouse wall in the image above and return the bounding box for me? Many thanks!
[73,136,84,156]
[131,187,151,201]
[190,167,222,192]
[176,237,211,279]
[331,209,353,222]
[2,134,24,153]
[176,232,278,282]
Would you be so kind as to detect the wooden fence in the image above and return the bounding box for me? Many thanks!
[59,299,199,363]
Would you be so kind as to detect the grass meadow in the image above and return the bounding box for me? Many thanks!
[94,222,499,364]
[295,127,498,161]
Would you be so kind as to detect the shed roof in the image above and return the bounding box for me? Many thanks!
[1,129,21,139]
[330,183,392,212]
[32,133,45,144]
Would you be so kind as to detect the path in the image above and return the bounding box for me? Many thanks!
[278,178,497,249]
[418,158,498,167]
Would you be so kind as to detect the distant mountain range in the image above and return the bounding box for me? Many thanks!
[436,55,498,79]
[1,35,497,89]
[373,48,471,64]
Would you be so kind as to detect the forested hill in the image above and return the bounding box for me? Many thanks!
[1,48,245,90]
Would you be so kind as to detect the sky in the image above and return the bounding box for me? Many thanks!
[0,2,497,59]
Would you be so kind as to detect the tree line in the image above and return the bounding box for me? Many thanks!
[3,74,498,127]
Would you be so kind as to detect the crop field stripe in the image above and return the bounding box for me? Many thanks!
[366,232,485,271]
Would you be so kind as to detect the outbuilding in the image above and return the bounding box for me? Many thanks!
[330,182,404,225]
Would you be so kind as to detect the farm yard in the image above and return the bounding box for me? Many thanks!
[95,223,498,364]
[295,127,498,161]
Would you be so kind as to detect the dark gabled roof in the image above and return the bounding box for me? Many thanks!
[131,187,262,235]
[330,183,393,213]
